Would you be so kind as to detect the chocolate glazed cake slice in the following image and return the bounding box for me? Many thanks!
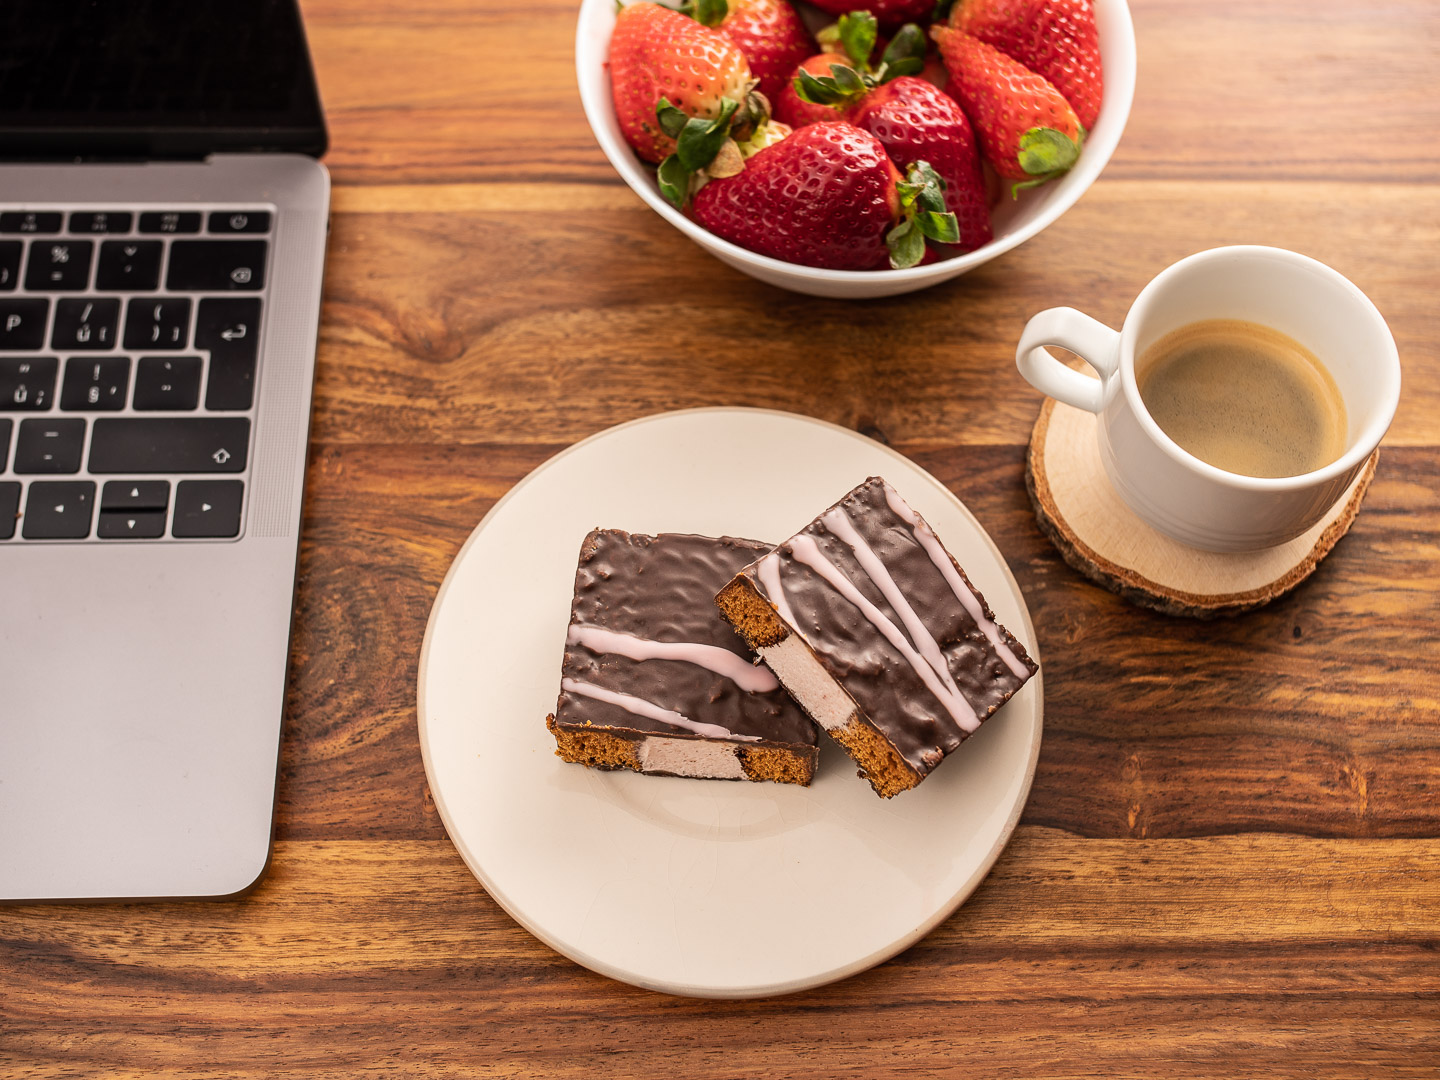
[546,530,819,785]
[716,477,1038,798]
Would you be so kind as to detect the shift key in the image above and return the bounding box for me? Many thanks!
[89,418,249,473]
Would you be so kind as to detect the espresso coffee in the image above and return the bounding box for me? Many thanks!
[1136,319,1347,478]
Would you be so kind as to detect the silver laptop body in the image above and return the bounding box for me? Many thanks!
[0,155,329,900]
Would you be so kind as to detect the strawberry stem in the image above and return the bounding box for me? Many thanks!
[1010,127,1084,195]
[655,97,745,208]
[676,0,728,26]
[878,24,927,80]
[888,160,960,267]
[816,12,879,70]
[793,62,871,107]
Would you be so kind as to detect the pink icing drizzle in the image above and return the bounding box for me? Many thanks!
[821,507,966,704]
[755,551,797,629]
[567,624,779,693]
[560,678,760,741]
[786,534,980,732]
[881,481,1030,679]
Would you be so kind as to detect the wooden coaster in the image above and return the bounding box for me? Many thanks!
[1026,398,1378,618]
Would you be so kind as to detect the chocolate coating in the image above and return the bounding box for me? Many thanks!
[555,530,817,748]
[745,477,1037,776]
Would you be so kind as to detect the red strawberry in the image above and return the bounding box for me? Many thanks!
[931,25,1083,188]
[703,0,814,104]
[949,0,1103,129]
[776,13,930,127]
[609,2,753,164]
[851,76,993,251]
[774,52,856,128]
[806,0,932,32]
[692,121,960,270]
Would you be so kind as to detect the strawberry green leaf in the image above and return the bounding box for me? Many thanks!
[687,0,728,26]
[1017,127,1081,178]
[897,161,959,246]
[830,63,868,95]
[676,98,739,171]
[880,24,927,71]
[836,12,878,69]
[879,57,924,79]
[657,154,689,209]
[886,219,926,269]
[932,0,957,20]
[915,210,959,244]
[793,65,869,107]
[899,160,949,214]
[656,98,690,140]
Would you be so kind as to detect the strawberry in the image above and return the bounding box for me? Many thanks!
[691,120,960,270]
[851,76,993,251]
[679,0,814,105]
[931,25,1083,189]
[948,0,1103,129]
[609,2,754,164]
[806,0,933,32]
[776,13,928,127]
[775,53,855,128]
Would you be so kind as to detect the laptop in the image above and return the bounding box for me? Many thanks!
[0,0,330,901]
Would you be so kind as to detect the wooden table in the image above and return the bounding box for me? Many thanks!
[5,0,1438,1074]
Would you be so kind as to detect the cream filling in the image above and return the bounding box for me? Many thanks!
[637,737,745,779]
[758,633,856,731]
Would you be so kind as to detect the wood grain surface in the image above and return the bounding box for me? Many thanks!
[4,0,1439,1076]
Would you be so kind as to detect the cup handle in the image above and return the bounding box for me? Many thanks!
[1015,307,1123,414]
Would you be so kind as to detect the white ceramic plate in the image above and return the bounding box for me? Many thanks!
[417,408,1044,997]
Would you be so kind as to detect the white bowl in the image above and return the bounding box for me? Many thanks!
[576,0,1136,299]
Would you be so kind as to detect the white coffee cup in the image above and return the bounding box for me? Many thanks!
[1015,246,1401,552]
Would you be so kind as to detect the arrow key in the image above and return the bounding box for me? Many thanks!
[173,479,243,539]
[98,509,167,539]
[101,480,170,512]
[22,481,95,539]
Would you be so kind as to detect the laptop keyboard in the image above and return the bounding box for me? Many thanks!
[0,205,272,542]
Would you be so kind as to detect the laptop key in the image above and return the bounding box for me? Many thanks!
[0,299,50,349]
[138,211,202,235]
[133,356,202,410]
[0,356,58,410]
[0,480,18,539]
[96,240,163,291]
[69,212,134,234]
[102,480,170,512]
[88,417,249,473]
[173,479,244,538]
[0,212,62,235]
[21,481,96,539]
[98,509,167,539]
[123,297,191,350]
[0,418,10,469]
[208,211,271,234]
[24,240,94,291]
[0,242,19,290]
[166,240,267,291]
[197,297,261,410]
[52,298,121,351]
[61,356,130,411]
[14,418,86,473]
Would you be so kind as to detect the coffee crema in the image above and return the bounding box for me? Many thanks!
[1136,319,1347,478]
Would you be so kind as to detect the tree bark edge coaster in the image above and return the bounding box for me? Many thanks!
[1025,398,1378,619]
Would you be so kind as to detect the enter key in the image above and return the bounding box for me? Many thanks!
[196,297,262,410]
